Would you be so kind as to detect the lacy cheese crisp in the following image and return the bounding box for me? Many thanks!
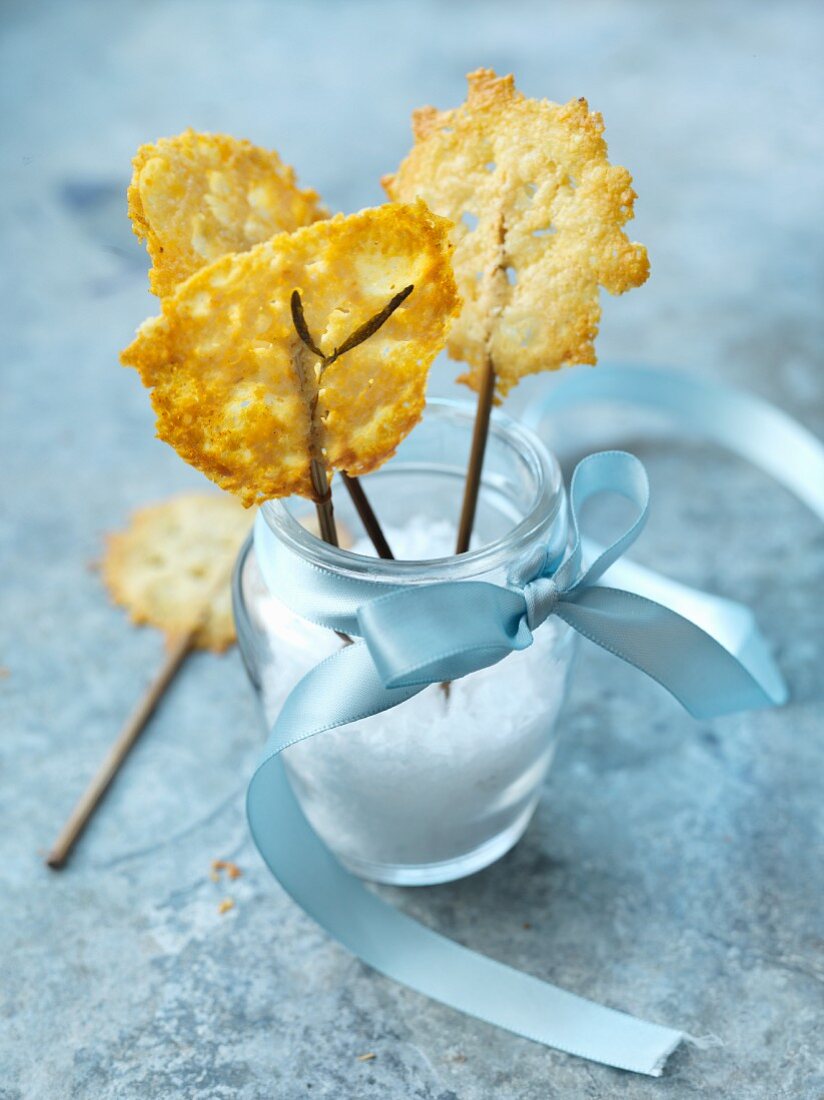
[383,69,649,399]
[122,201,459,506]
[102,493,252,651]
[128,130,326,297]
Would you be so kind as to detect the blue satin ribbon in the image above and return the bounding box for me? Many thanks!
[246,366,823,1077]
[521,364,824,521]
[356,451,783,717]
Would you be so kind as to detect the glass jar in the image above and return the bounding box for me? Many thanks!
[233,400,576,885]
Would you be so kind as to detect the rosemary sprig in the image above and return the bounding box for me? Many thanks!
[289,287,414,560]
[328,284,413,364]
[290,290,324,359]
[290,285,414,368]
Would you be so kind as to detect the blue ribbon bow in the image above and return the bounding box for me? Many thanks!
[336,450,780,719]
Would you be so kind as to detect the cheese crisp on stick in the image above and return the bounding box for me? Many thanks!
[102,493,251,651]
[383,69,649,399]
[122,201,459,507]
[129,130,326,297]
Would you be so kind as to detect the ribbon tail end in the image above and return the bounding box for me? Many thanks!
[648,1031,684,1077]
[735,628,789,708]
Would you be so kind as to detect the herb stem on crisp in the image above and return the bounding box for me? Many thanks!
[290,288,412,560]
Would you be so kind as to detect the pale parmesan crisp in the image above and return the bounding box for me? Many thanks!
[383,68,649,399]
[102,493,252,651]
[128,130,326,297]
[121,201,460,506]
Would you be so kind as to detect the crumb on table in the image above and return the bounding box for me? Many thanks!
[217,898,235,915]
[211,858,243,880]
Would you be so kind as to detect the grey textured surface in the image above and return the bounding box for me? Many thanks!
[2,2,823,1097]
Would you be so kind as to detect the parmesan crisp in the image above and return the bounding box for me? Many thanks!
[122,201,460,506]
[102,493,251,651]
[129,130,326,297]
[383,68,649,399]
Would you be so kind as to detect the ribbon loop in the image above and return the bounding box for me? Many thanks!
[563,450,650,590]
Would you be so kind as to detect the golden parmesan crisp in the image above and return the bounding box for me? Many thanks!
[102,493,252,651]
[121,201,460,506]
[383,68,649,399]
[128,130,326,296]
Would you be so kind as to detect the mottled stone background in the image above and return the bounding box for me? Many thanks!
[1,2,822,1097]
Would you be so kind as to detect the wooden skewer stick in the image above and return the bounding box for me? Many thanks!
[455,211,507,556]
[310,459,352,645]
[454,350,496,555]
[443,356,498,692]
[341,466,448,696]
[46,551,238,869]
[45,628,195,869]
[290,287,410,564]
[342,468,455,698]
[310,458,340,548]
[341,472,394,559]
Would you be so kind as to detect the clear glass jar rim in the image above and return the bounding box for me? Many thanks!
[260,398,563,582]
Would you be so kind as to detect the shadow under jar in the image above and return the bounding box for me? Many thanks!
[233,400,577,885]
